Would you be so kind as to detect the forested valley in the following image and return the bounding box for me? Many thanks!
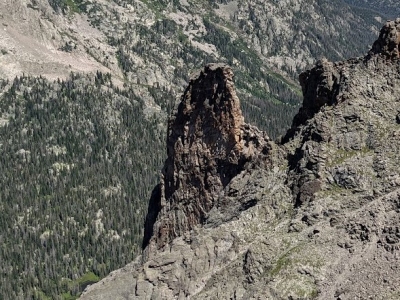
[0,73,166,298]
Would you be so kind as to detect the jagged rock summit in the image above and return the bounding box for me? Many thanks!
[369,18,400,59]
[81,23,400,300]
[142,63,272,254]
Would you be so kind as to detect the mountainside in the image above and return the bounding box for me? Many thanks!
[0,0,386,137]
[0,0,393,298]
[344,0,400,19]
[81,20,400,299]
[0,72,167,299]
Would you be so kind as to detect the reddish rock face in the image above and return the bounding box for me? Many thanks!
[142,64,271,252]
[370,19,400,59]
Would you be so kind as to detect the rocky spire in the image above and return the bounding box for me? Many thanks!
[369,18,400,59]
[142,64,271,253]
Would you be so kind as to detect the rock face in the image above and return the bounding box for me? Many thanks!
[142,64,272,253]
[369,19,400,59]
[81,23,400,300]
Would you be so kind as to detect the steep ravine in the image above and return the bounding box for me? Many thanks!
[81,20,400,300]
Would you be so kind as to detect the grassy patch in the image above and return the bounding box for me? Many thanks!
[269,245,301,276]
[270,255,291,276]
[292,283,318,299]
[72,272,100,290]
[328,146,370,167]
[65,0,80,13]
[61,292,77,300]
[61,272,100,298]
[327,182,345,193]
[268,243,321,299]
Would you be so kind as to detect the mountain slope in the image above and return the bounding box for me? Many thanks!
[0,0,391,298]
[343,0,400,19]
[81,20,400,299]
[0,73,166,299]
[0,0,385,137]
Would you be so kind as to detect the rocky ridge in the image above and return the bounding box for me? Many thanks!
[80,21,400,299]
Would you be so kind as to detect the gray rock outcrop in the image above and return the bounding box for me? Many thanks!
[80,22,400,300]
[369,18,400,59]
